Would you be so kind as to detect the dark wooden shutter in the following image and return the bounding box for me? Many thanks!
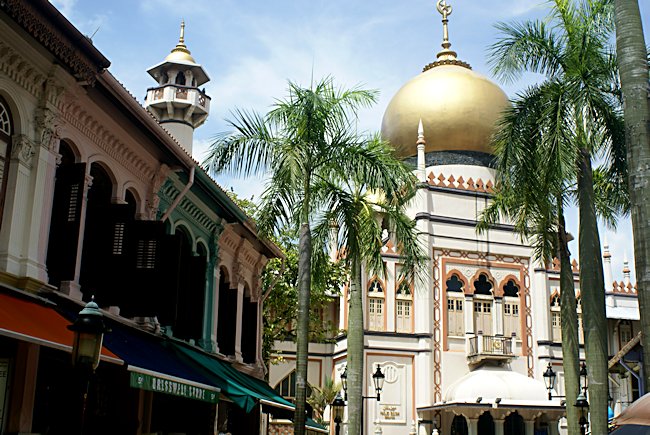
[155,233,182,324]
[241,298,258,364]
[120,220,166,318]
[176,255,207,341]
[46,162,86,287]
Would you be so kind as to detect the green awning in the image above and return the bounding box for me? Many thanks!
[171,342,295,413]
[306,418,328,433]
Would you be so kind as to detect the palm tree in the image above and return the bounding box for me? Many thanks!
[488,1,627,432]
[613,0,650,390]
[203,77,410,435]
[311,162,424,435]
[478,85,583,434]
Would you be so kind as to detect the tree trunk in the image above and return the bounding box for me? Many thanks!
[347,257,364,435]
[577,149,608,435]
[558,207,581,435]
[614,0,650,391]
[293,222,312,435]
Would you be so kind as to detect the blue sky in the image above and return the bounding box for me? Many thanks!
[51,0,650,281]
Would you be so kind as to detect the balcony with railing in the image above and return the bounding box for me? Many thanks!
[467,331,516,365]
[145,84,211,113]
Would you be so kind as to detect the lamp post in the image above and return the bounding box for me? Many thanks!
[574,362,589,435]
[68,298,108,434]
[331,392,346,435]
[543,362,565,400]
[340,365,386,435]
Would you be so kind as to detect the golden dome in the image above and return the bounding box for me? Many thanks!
[381,0,510,158]
[381,64,510,158]
[164,20,197,64]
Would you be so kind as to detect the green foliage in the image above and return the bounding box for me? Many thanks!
[307,378,341,426]
[225,191,346,366]
[261,231,347,365]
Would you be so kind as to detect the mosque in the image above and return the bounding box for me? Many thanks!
[268,2,643,435]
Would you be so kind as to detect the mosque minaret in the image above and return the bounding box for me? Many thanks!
[145,21,211,155]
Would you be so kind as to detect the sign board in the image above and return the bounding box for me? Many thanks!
[129,371,218,404]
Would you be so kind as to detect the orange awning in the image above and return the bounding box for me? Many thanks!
[0,292,121,363]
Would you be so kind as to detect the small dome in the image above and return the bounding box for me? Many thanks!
[381,64,510,158]
[165,49,196,64]
[444,366,548,403]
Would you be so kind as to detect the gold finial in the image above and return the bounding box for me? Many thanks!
[165,20,195,62]
[179,20,185,44]
[423,0,470,71]
[436,0,457,60]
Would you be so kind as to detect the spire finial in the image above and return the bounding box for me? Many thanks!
[417,118,425,143]
[423,1,470,71]
[436,0,457,60]
[179,20,185,44]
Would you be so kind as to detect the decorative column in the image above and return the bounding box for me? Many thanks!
[524,419,535,435]
[494,418,505,435]
[0,135,36,277]
[548,418,560,435]
[464,294,474,354]
[202,223,223,352]
[60,171,92,300]
[494,297,504,336]
[234,272,244,362]
[467,418,478,435]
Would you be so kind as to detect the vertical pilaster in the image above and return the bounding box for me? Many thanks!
[60,171,92,300]
[235,280,244,362]
[494,297,504,336]
[467,418,478,435]
[524,419,535,435]
[494,418,505,435]
[464,294,474,334]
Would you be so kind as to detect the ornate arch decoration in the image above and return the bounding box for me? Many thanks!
[171,220,196,247]
[468,269,496,296]
[58,138,82,163]
[497,274,522,298]
[88,158,119,200]
[443,269,468,294]
[367,276,385,294]
[196,238,209,258]
[549,289,561,306]
[219,264,231,285]
[124,185,143,216]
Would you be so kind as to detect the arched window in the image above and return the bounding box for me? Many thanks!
[446,273,465,337]
[504,411,524,435]
[502,279,520,338]
[176,71,186,85]
[395,267,413,333]
[550,292,562,342]
[473,273,493,335]
[367,278,385,331]
[450,415,468,435]
[477,411,495,435]
[0,97,12,227]
[274,370,312,401]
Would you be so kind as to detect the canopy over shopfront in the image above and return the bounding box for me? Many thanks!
[0,291,120,363]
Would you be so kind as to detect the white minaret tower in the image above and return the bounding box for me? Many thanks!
[145,21,210,155]
[603,233,613,292]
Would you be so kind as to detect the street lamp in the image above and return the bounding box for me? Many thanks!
[331,392,346,435]
[574,362,589,435]
[67,298,108,434]
[543,362,569,401]
[340,365,386,435]
[372,365,385,401]
[68,298,108,371]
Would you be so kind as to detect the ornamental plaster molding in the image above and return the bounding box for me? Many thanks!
[59,98,157,184]
[157,179,220,235]
[146,163,170,219]
[10,134,35,167]
[0,0,101,84]
[0,41,47,99]
[35,106,62,153]
[426,171,494,193]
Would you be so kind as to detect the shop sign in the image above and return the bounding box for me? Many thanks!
[130,371,218,404]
